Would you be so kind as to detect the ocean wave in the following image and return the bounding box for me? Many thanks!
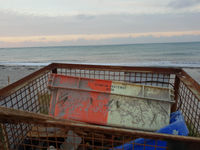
[0,61,200,68]
[0,62,50,66]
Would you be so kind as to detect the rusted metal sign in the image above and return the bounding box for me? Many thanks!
[48,74,174,131]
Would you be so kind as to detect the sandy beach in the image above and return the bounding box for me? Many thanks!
[0,65,200,89]
[183,68,200,84]
[0,65,42,89]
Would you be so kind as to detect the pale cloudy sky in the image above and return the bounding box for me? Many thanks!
[0,0,200,47]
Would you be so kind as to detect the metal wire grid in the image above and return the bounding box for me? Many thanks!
[2,123,33,150]
[0,71,51,114]
[0,64,200,149]
[1,119,168,150]
[177,80,200,137]
[0,67,176,118]
[0,71,52,150]
[56,68,173,88]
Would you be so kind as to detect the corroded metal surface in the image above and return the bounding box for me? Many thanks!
[0,63,200,149]
[0,106,200,143]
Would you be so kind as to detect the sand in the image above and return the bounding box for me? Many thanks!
[0,65,200,89]
[0,65,42,89]
[183,68,200,84]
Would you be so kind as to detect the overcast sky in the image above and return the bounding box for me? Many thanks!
[0,0,200,47]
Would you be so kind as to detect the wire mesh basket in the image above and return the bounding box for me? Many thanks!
[0,63,200,150]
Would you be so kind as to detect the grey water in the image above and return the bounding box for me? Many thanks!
[0,42,200,67]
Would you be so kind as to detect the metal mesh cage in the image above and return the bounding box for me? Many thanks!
[0,63,200,150]
[1,109,170,150]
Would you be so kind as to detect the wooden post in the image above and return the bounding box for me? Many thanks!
[0,124,9,150]
[7,76,10,85]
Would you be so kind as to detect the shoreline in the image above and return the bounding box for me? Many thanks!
[0,65,200,89]
[1,62,200,68]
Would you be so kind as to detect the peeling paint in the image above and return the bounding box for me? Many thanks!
[48,74,173,131]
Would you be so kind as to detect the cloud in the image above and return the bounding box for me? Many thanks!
[0,1,200,47]
[1,32,200,48]
[168,0,200,8]
[0,31,200,43]
[0,0,200,17]
[0,11,200,37]
[76,14,95,20]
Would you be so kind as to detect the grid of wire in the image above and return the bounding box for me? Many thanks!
[57,68,173,88]
[177,80,200,137]
[0,71,52,150]
[0,71,51,114]
[1,117,169,150]
[0,64,200,150]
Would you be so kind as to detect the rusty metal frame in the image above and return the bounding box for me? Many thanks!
[0,106,199,143]
[0,63,200,149]
[0,63,182,97]
[0,65,52,98]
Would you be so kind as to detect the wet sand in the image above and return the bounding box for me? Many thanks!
[0,65,200,89]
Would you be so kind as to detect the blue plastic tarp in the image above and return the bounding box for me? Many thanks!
[113,111,189,150]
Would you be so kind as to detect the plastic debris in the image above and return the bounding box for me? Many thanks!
[47,145,57,150]
[113,111,189,150]
[60,130,82,150]
[48,74,174,131]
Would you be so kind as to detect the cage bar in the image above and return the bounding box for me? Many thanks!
[0,63,200,150]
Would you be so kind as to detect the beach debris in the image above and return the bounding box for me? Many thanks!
[48,74,174,131]
[113,110,189,149]
[47,145,57,150]
[60,130,82,150]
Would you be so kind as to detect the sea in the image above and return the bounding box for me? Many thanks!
[0,41,200,67]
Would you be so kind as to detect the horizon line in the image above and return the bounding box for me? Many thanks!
[1,40,200,49]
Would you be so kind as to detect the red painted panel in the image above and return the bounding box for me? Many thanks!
[49,74,113,125]
[54,89,110,125]
[88,79,112,93]
[49,74,112,92]
[59,76,78,86]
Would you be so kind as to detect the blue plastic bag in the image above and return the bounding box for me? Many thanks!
[113,111,189,150]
